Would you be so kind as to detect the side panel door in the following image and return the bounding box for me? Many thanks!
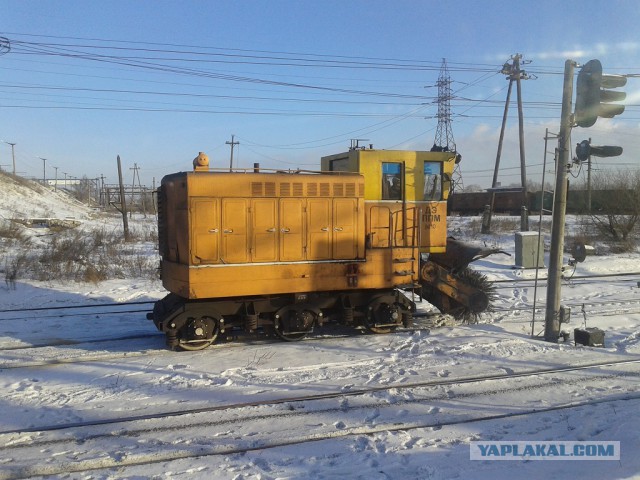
[221,198,248,263]
[279,198,305,261]
[333,198,358,259]
[306,198,331,260]
[190,198,219,264]
[251,198,278,262]
[368,205,391,248]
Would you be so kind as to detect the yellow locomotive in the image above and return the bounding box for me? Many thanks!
[149,147,495,350]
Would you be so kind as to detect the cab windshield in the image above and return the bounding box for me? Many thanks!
[424,162,442,200]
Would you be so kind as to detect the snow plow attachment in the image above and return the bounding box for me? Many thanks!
[420,238,508,322]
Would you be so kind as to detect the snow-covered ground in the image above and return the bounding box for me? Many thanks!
[1,173,639,479]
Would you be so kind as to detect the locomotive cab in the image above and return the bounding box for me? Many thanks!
[321,148,455,254]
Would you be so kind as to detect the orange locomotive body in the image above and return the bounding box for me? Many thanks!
[150,148,489,350]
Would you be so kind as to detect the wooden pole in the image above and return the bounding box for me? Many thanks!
[117,155,131,241]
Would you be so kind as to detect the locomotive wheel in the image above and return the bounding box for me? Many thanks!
[178,315,219,351]
[364,299,401,334]
[274,307,316,342]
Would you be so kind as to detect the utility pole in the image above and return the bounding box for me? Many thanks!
[488,74,514,226]
[93,178,99,204]
[544,59,576,343]
[53,166,58,191]
[117,155,131,241]
[6,142,16,175]
[485,54,533,233]
[586,137,592,214]
[130,162,146,217]
[152,176,158,217]
[100,174,106,207]
[39,157,47,184]
[530,128,558,338]
[514,54,528,203]
[226,134,239,171]
[130,163,139,208]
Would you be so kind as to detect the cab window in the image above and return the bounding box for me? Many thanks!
[424,162,442,200]
[382,162,401,200]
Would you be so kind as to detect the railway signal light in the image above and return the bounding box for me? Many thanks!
[575,140,590,162]
[575,59,627,128]
[575,139,623,162]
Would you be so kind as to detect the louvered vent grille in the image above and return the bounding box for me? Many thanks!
[345,183,356,197]
[251,180,360,197]
[264,182,276,196]
[251,182,263,196]
[307,183,318,196]
[280,183,291,196]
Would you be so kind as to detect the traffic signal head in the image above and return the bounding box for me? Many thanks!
[575,59,627,128]
[575,140,591,161]
[575,139,623,162]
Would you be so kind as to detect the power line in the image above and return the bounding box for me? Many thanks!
[4,32,502,73]
[0,82,434,104]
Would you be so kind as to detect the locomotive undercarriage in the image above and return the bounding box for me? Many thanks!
[149,238,502,351]
[149,288,416,351]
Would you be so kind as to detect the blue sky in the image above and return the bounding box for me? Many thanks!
[1,0,638,188]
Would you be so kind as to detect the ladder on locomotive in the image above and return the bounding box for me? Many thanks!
[389,207,420,290]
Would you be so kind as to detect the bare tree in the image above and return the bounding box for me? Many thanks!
[463,184,484,193]
[71,176,96,205]
[584,169,640,243]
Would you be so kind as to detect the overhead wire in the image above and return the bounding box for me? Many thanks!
[2,32,637,178]
[4,32,503,73]
[6,41,464,99]
[1,35,570,121]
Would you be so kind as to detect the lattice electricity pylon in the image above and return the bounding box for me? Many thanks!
[432,59,455,152]
[451,162,464,193]
[431,58,463,192]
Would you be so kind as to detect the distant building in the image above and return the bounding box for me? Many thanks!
[47,179,81,188]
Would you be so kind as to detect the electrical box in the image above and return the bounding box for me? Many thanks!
[514,232,545,268]
[559,305,571,324]
[574,327,605,347]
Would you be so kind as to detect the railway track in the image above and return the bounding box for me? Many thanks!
[492,271,640,286]
[0,323,437,370]
[0,296,638,370]
[2,358,639,479]
[0,270,637,369]
[1,276,638,478]
[0,270,636,323]
[0,306,152,323]
[0,333,163,352]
